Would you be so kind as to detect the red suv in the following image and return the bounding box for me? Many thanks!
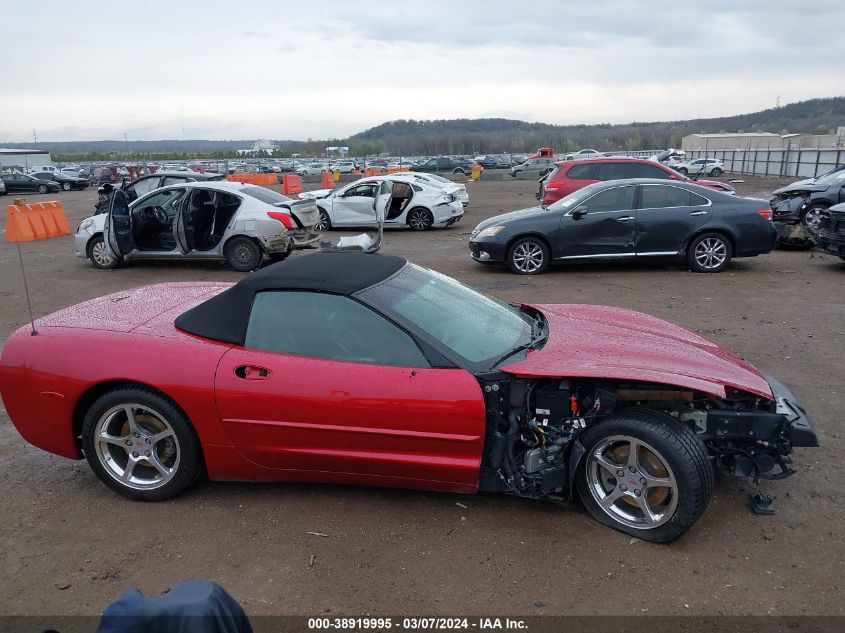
[538,158,735,206]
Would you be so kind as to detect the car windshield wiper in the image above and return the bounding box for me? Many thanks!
[492,311,547,367]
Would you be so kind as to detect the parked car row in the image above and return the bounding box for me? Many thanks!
[1,172,70,195]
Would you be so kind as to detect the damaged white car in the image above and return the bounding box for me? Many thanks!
[302,176,465,231]
[75,181,320,272]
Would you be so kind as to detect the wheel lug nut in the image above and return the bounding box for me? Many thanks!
[145,451,151,457]
[616,470,624,477]
[620,484,627,492]
[132,451,138,458]
[134,433,140,438]
[125,440,132,446]
[145,438,151,444]
[634,489,641,496]
[640,477,646,485]
[629,466,636,473]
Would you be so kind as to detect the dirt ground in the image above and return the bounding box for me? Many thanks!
[0,175,842,618]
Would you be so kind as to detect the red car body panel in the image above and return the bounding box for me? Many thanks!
[0,283,486,492]
[540,158,734,206]
[503,304,772,400]
[214,347,484,491]
[0,284,774,494]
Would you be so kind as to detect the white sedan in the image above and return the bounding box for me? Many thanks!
[296,162,330,176]
[302,176,465,231]
[673,158,725,177]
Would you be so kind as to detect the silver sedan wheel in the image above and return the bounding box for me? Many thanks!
[91,240,116,267]
[586,435,678,530]
[512,241,545,273]
[694,237,727,270]
[93,404,180,491]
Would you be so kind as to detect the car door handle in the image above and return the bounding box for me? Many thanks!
[616,216,634,222]
[689,210,708,216]
[234,365,270,380]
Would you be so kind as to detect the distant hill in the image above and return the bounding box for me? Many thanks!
[349,96,845,154]
[3,96,842,157]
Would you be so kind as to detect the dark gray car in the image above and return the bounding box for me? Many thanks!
[770,167,845,245]
[469,179,777,274]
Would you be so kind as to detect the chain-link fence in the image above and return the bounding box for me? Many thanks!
[684,146,844,178]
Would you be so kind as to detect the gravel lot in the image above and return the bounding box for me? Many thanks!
[0,175,842,618]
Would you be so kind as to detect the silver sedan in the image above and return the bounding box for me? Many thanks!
[75,181,320,271]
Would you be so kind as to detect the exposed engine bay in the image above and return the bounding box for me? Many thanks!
[477,376,812,507]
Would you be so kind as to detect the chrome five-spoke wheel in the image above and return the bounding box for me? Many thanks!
[587,435,678,529]
[93,403,180,491]
[82,387,202,500]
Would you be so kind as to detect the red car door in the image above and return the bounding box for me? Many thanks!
[213,290,486,493]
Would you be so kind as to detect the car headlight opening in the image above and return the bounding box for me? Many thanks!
[476,225,506,238]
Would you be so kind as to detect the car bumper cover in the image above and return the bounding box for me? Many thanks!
[766,374,819,448]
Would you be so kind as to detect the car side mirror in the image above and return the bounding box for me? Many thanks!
[572,206,588,219]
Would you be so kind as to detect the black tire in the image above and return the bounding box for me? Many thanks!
[687,232,732,273]
[80,386,203,501]
[61,182,72,191]
[316,207,332,231]
[801,204,827,235]
[37,184,49,194]
[87,235,121,269]
[709,168,723,177]
[507,236,550,274]
[452,168,466,175]
[406,207,434,231]
[575,408,713,543]
[225,236,263,272]
[677,167,688,176]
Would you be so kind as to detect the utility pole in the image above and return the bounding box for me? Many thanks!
[32,129,37,143]
[776,95,781,108]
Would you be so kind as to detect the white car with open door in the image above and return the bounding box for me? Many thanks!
[302,176,465,231]
[74,181,320,272]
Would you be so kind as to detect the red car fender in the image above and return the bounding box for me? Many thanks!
[0,325,234,460]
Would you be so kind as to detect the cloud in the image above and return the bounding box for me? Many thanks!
[0,0,843,141]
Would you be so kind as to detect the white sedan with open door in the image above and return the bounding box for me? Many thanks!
[304,176,465,231]
[74,181,320,272]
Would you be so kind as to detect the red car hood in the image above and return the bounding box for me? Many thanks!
[689,178,733,192]
[502,304,772,399]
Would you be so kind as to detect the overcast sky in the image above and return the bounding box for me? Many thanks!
[1,0,843,142]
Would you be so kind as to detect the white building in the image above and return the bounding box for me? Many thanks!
[236,140,279,156]
[0,148,52,171]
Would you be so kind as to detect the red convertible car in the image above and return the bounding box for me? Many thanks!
[0,252,818,542]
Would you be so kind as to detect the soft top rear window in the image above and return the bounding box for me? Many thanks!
[241,186,293,205]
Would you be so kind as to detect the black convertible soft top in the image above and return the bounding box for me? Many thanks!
[174,251,407,345]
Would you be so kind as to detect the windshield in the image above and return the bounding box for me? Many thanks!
[815,170,845,186]
[241,186,293,205]
[360,263,533,366]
